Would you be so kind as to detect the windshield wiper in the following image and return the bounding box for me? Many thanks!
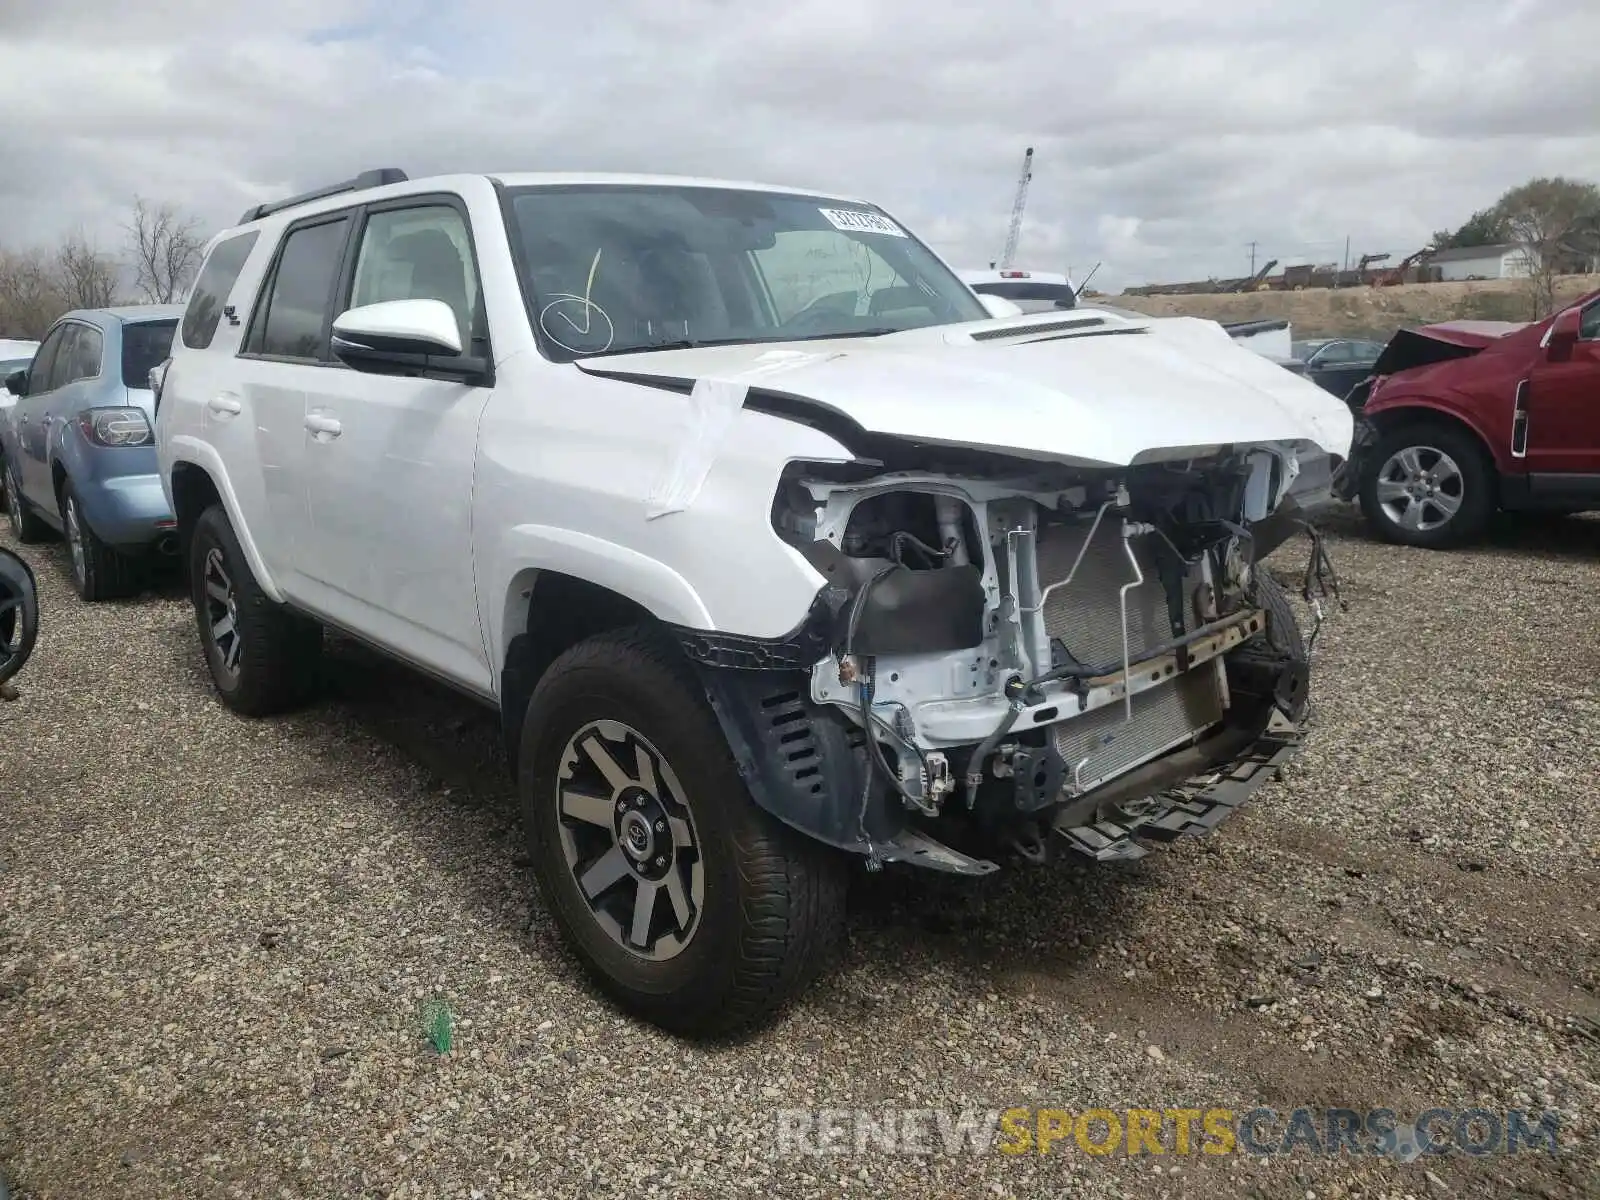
[577,335,795,359]
[575,328,901,359]
[787,328,900,341]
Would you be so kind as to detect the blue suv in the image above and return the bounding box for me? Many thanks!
[2,306,183,600]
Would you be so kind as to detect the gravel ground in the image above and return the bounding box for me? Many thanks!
[1,506,1597,1199]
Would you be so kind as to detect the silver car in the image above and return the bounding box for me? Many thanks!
[1,306,184,600]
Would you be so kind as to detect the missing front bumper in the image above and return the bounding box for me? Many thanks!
[1054,721,1302,862]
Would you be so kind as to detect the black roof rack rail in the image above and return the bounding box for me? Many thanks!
[236,168,409,225]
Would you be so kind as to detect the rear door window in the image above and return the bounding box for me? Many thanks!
[61,325,103,384]
[182,231,260,350]
[972,280,1078,309]
[122,320,179,388]
[247,217,352,361]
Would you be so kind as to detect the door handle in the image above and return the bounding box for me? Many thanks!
[304,413,342,440]
[208,393,242,417]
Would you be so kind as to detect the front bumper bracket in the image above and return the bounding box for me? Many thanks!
[1053,728,1303,862]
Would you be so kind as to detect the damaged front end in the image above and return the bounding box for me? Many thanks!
[675,446,1323,873]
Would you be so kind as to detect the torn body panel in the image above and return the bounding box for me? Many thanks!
[673,448,1315,870]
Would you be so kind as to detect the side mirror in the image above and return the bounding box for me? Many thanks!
[0,547,39,687]
[1545,306,1581,361]
[976,294,1024,320]
[331,299,487,381]
[4,370,25,397]
[333,299,462,356]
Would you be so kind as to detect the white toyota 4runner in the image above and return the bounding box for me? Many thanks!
[155,168,1352,1036]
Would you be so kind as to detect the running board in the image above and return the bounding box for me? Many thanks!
[1052,732,1303,863]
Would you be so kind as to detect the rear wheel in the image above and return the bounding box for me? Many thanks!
[1358,422,1494,549]
[189,504,321,715]
[4,460,50,544]
[520,627,846,1037]
[61,480,139,602]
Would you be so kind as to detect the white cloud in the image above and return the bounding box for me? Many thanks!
[1,0,1597,291]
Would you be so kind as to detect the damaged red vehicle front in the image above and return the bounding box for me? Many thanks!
[1335,289,1600,547]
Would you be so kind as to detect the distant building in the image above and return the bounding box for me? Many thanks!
[1430,243,1535,281]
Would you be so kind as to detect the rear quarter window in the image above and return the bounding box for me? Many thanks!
[122,320,178,388]
[181,230,261,350]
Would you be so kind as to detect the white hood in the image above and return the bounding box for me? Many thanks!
[577,309,1354,468]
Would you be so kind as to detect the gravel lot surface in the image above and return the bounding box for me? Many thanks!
[1,507,1596,1199]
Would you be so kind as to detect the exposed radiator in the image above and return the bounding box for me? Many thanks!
[1036,517,1223,793]
[1052,666,1225,793]
[1035,517,1202,668]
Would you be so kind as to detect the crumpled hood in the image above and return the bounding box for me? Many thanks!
[1369,320,1528,379]
[576,310,1353,467]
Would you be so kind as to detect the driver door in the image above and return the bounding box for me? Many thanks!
[14,324,74,506]
[1523,295,1600,481]
[295,197,496,694]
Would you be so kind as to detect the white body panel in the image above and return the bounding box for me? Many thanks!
[579,311,1351,465]
[156,170,1351,707]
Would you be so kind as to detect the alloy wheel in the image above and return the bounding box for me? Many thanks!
[64,494,86,586]
[554,719,704,961]
[202,546,242,679]
[1373,445,1464,534]
[4,466,20,538]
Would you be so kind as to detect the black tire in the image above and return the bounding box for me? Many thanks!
[60,479,139,602]
[1357,421,1495,549]
[0,548,39,686]
[4,459,50,544]
[189,503,321,716]
[1252,572,1310,724]
[519,626,846,1037]
[1255,572,1306,663]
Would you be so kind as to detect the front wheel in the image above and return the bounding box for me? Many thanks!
[189,504,321,716]
[1357,422,1495,549]
[4,460,50,544]
[520,627,846,1037]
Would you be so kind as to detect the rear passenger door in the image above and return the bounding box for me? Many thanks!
[296,196,496,694]
[235,214,354,598]
[22,322,102,513]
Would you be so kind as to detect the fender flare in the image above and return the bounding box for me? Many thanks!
[164,436,286,603]
[490,523,717,661]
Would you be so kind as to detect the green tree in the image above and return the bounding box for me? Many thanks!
[1430,206,1508,250]
[1492,176,1600,315]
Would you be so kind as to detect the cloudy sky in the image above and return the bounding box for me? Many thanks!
[2,0,1597,292]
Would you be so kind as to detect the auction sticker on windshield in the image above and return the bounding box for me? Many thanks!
[818,208,908,237]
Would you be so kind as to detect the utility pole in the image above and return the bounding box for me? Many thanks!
[1247,241,1258,275]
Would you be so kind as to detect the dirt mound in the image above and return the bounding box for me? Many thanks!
[1102,274,1600,340]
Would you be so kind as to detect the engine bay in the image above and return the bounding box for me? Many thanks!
[765,447,1308,862]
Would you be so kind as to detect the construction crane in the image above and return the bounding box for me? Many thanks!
[999,147,1034,270]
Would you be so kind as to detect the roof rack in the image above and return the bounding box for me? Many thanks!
[236,168,409,225]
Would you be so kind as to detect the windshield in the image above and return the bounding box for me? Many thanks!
[970,280,1078,312]
[0,357,32,377]
[1289,340,1328,362]
[121,320,177,389]
[506,184,987,360]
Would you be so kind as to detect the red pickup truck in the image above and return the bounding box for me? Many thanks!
[1334,289,1600,547]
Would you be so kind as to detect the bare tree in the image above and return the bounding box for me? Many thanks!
[0,248,62,339]
[54,234,120,310]
[1494,176,1600,317]
[125,196,205,303]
